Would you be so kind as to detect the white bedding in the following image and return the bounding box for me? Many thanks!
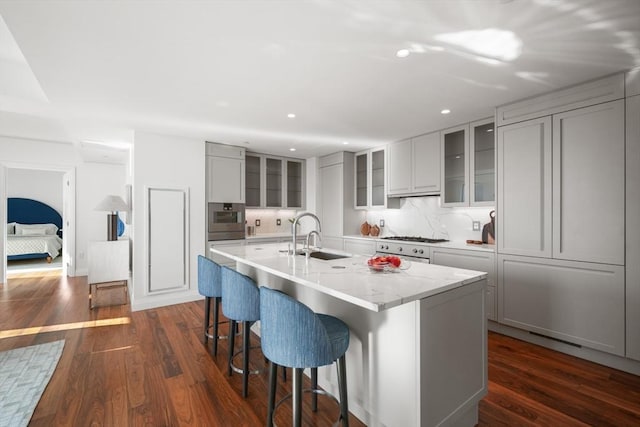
[7,234,63,259]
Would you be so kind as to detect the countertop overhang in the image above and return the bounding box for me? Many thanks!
[209,243,487,312]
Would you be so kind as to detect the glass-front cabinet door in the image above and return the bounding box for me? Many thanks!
[355,152,368,208]
[245,154,261,207]
[286,160,303,208]
[441,124,469,207]
[470,118,495,206]
[266,157,283,207]
[370,148,385,207]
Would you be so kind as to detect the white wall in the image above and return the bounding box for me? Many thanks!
[131,131,205,311]
[75,162,127,275]
[7,168,64,215]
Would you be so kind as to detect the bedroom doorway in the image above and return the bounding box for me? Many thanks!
[1,165,75,282]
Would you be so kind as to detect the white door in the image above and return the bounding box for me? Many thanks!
[497,117,552,257]
[62,169,76,276]
[552,100,624,265]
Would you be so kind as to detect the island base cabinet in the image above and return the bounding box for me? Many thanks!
[240,262,487,427]
[498,255,624,356]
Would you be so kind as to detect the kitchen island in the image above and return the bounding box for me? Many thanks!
[210,243,488,427]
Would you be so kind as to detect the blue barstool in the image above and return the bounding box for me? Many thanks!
[197,255,227,356]
[260,287,350,427]
[221,265,262,398]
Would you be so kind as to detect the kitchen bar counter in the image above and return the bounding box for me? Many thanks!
[209,243,486,312]
[209,243,488,426]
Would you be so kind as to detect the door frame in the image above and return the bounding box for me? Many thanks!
[1,162,76,282]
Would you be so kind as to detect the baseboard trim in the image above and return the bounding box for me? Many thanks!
[489,321,640,375]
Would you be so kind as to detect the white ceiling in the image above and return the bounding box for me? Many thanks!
[0,0,639,161]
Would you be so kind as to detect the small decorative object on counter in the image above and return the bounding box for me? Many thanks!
[369,224,380,237]
[360,221,371,236]
[482,210,496,244]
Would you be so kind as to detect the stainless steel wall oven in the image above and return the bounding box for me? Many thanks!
[208,202,245,241]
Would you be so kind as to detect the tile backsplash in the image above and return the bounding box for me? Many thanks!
[245,209,302,234]
[363,197,495,242]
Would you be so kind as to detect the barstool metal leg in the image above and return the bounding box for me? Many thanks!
[242,320,250,398]
[267,361,277,427]
[311,367,318,412]
[212,297,220,356]
[228,320,236,376]
[292,368,303,427]
[337,355,349,427]
[204,296,211,343]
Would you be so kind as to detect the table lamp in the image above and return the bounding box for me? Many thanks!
[95,195,129,241]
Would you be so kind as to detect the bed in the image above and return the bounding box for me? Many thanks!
[7,198,63,263]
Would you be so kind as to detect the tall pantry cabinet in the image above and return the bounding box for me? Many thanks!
[495,74,627,356]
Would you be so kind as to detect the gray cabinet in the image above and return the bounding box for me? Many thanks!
[354,148,389,209]
[552,100,624,265]
[497,117,552,258]
[626,94,640,361]
[319,152,363,245]
[441,119,494,207]
[470,119,495,206]
[244,153,304,209]
[387,132,440,197]
[343,237,377,256]
[497,101,624,265]
[498,254,625,356]
[431,247,496,320]
[206,143,245,203]
[441,124,469,207]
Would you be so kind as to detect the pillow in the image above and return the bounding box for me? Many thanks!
[21,227,48,236]
[15,223,59,235]
[7,222,16,235]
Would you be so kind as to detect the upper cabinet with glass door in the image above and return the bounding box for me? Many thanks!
[441,118,495,207]
[441,124,469,207]
[244,153,305,209]
[354,147,390,209]
[470,118,495,206]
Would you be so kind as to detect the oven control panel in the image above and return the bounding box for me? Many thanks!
[377,242,430,260]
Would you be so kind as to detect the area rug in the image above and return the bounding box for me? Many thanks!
[0,340,65,427]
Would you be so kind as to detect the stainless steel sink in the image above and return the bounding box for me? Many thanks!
[297,250,350,260]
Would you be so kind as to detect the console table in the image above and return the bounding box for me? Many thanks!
[88,240,129,309]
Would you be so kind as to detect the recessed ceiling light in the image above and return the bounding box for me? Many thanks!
[289,148,296,152]
[441,109,451,114]
[287,113,296,118]
[396,49,410,58]
[343,141,349,145]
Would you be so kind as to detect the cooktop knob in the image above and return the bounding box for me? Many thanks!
[418,249,424,254]
[412,248,418,253]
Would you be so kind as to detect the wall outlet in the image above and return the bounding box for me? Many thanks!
[276,219,281,226]
[380,219,385,227]
[255,219,261,227]
[472,221,481,231]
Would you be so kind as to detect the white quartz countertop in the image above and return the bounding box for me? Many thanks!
[209,242,487,312]
[343,235,496,253]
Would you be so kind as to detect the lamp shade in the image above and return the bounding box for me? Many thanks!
[95,195,129,213]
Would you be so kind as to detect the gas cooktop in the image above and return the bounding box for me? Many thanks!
[380,236,449,243]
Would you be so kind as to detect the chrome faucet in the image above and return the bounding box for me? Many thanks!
[304,230,322,252]
[291,212,321,255]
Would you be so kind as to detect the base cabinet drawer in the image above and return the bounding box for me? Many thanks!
[498,255,624,356]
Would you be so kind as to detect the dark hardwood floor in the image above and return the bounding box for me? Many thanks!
[1,270,639,426]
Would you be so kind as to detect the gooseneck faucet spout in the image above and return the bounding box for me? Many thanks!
[291,212,322,255]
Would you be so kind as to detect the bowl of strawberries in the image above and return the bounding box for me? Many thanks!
[367,255,403,272]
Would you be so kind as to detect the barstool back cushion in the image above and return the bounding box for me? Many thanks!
[198,255,222,298]
[260,287,349,369]
[221,266,260,322]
